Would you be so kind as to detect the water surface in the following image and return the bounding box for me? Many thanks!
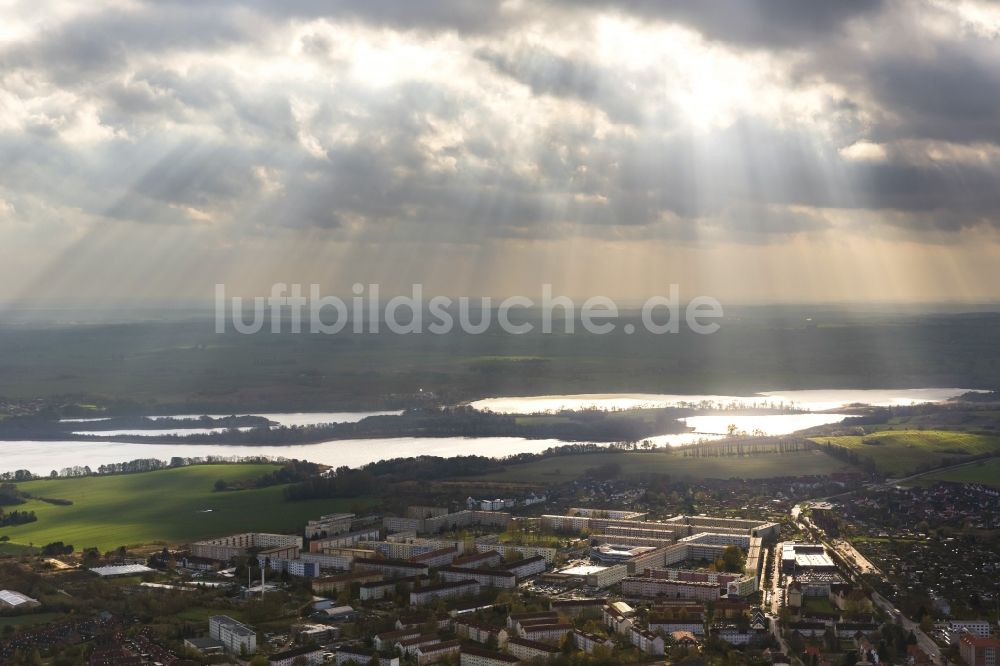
[0,436,568,476]
[470,388,974,414]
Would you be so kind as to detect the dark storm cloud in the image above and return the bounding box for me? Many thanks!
[178,0,881,44]
[864,44,1000,144]
[156,0,522,34]
[548,0,884,47]
[0,6,251,84]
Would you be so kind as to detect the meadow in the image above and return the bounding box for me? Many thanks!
[461,449,854,485]
[809,430,1000,476]
[1,464,374,552]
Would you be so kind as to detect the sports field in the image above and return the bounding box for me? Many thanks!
[1,464,374,551]
[809,430,1000,476]
[464,449,854,484]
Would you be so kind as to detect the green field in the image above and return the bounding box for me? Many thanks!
[0,542,37,556]
[0,612,66,630]
[908,458,1000,488]
[463,449,854,484]
[1,465,374,551]
[809,430,1000,476]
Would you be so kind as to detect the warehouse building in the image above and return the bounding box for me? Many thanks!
[0,590,40,610]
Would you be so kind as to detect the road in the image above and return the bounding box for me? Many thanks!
[766,540,800,663]
[773,458,982,665]
[870,590,943,663]
[792,502,943,665]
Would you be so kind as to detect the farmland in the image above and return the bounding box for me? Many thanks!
[809,430,1000,476]
[460,448,855,485]
[1,464,374,552]
[907,458,1000,488]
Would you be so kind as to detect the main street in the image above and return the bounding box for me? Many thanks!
[792,502,943,665]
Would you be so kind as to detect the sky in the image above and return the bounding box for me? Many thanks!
[2,0,1000,304]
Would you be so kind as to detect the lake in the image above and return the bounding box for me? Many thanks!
[0,436,570,476]
[0,411,867,474]
[468,388,975,413]
[3,389,974,475]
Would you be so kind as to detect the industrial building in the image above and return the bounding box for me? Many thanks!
[0,589,40,610]
[781,543,837,574]
[590,543,658,563]
[89,564,155,577]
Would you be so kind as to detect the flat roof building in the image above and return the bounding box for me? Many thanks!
[191,532,302,561]
[409,580,480,605]
[269,645,324,666]
[89,564,155,577]
[0,590,40,610]
[209,615,256,655]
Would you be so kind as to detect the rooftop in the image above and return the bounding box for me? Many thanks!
[210,615,255,637]
[0,589,39,607]
[89,564,155,577]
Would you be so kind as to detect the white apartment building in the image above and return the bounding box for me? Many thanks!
[573,629,614,654]
[209,615,256,655]
[477,543,557,565]
[335,648,399,666]
[440,567,516,589]
[622,576,722,602]
[460,647,521,666]
[949,620,993,639]
[503,555,549,578]
[455,619,509,646]
[519,623,573,644]
[586,564,628,589]
[305,513,355,539]
[300,551,358,572]
[308,527,380,551]
[505,636,560,661]
[414,640,461,665]
[353,557,429,579]
[192,533,301,561]
[630,626,665,655]
[409,580,480,605]
[268,646,324,666]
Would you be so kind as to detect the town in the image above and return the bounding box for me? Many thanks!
[2,475,997,666]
